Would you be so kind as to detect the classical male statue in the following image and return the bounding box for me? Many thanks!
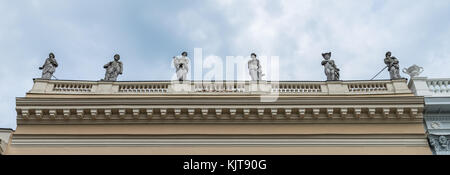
[248,53,264,81]
[102,54,123,81]
[173,51,189,81]
[384,51,402,79]
[321,52,340,81]
[39,52,58,79]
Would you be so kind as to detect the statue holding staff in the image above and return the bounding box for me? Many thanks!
[384,51,401,79]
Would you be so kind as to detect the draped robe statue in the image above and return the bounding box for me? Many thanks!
[321,52,340,81]
[173,52,189,81]
[103,54,123,81]
[248,53,264,81]
[384,51,401,79]
[39,52,58,79]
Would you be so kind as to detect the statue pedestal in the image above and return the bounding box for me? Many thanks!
[168,81,192,93]
[326,81,349,95]
[96,81,116,94]
[249,81,271,94]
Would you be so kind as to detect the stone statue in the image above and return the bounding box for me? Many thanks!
[403,64,424,78]
[321,52,340,81]
[173,51,189,81]
[384,51,402,79]
[102,54,123,81]
[39,52,58,79]
[248,53,264,81]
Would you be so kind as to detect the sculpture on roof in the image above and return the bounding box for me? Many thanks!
[403,64,424,78]
[39,52,58,79]
[102,54,123,81]
[321,52,340,81]
[384,51,402,80]
[173,51,189,81]
[248,53,264,81]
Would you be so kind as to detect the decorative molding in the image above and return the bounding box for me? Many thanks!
[271,108,278,119]
[11,134,429,147]
[369,108,376,118]
[188,109,195,117]
[327,108,334,118]
[313,109,320,118]
[354,108,361,119]
[215,109,222,118]
[257,109,264,118]
[383,108,390,118]
[160,109,167,117]
[16,106,424,123]
[299,109,306,119]
[428,134,450,155]
[146,109,153,117]
[340,108,348,118]
[229,108,236,117]
[396,108,404,118]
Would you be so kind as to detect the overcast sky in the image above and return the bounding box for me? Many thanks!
[1,0,449,129]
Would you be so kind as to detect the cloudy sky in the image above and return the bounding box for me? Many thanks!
[1,0,449,129]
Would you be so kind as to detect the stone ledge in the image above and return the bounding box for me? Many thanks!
[27,79,411,96]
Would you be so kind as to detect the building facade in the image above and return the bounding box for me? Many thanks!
[409,77,450,155]
[5,78,431,155]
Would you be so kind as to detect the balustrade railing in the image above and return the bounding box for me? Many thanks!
[346,82,388,93]
[427,79,450,94]
[118,83,169,93]
[52,82,93,92]
[29,79,409,95]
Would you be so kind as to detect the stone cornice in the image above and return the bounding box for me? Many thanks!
[11,134,428,147]
[16,79,422,124]
[16,96,422,106]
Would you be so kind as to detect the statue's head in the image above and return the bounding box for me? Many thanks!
[439,136,448,144]
[386,51,392,57]
[181,52,188,57]
[322,52,331,60]
[49,52,55,58]
[114,54,120,61]
[251,53,257,59]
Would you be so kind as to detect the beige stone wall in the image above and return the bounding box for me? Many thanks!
[7,146,431,155]
[13,123,427,135]
[7,123,431,155]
